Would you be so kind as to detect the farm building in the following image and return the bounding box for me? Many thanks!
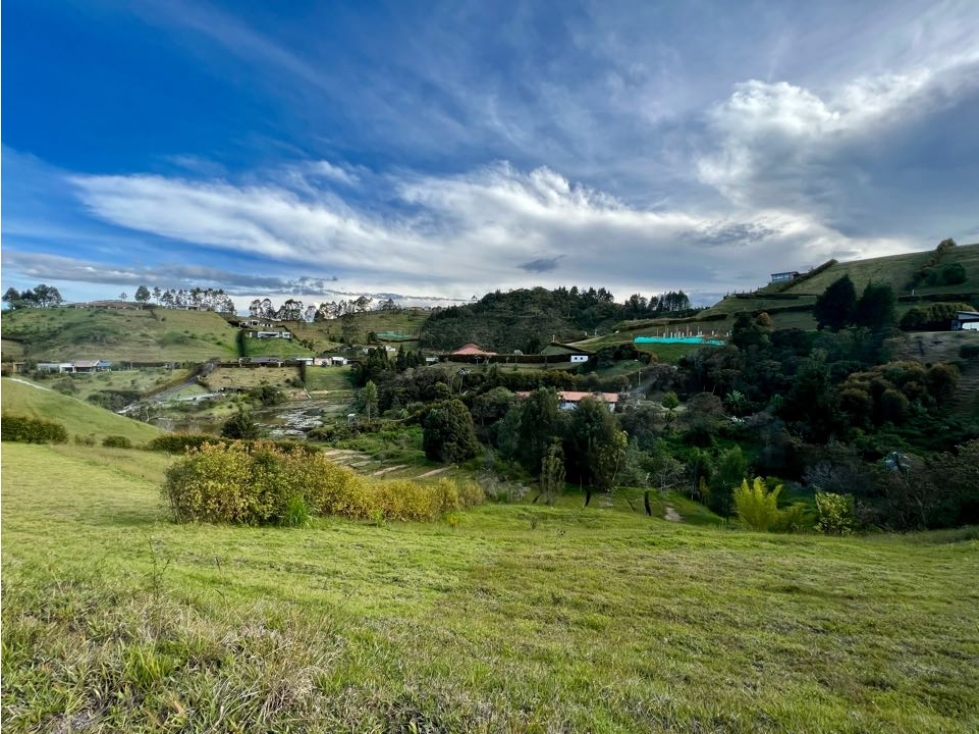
[36,362,75,373]
[541,342,594,364]
[952,311,979,331]
[451,343,496,356]
[250,329,293,339]
[72,359,112,372]
[770,271,801,284]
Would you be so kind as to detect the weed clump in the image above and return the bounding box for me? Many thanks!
[163,442,484,525]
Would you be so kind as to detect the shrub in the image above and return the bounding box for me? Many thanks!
[733,477,783,531]
[102,435,133,449]
[149,433,221,453]
[162,442,484,525]
[961,344,979,360]
[1,413,69,444]
[815,492,857,535]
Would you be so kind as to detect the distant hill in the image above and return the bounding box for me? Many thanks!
[604,241,979,341]
[0,307,239,363]
[1,377,161,443]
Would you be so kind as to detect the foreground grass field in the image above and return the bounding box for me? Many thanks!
[2,440,977,733]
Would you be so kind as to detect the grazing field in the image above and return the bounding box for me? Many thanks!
[303,365,356,392]
[31,367,195,402]
[1,377,161,443]
[2,436,977,733]
[0,307,239,362]
[291,310,430,349]
[242,336,316,358]
[200,366,302,392]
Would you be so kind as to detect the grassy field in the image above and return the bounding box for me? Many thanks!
[2,434,977,732]
[242,336,316,358]
[303,365,356,392]
[288,310,430,350]
[200,366,302,392]
[1,377,161,443]
[31,367,195,402]
[0,307,239,362]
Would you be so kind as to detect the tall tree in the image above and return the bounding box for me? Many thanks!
[852,282,896,331]
[813,275,856,331]
[134,285,151,306]
[566,396,627,492]
[422,399,480,463]
[517,388,563,475]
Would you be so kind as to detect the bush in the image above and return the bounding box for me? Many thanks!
[162,442,484,525]
[1,413,69,444]
[960,344,979,360]
[815,492,857,535]
[102,435,133,449]
[733,477,783,531]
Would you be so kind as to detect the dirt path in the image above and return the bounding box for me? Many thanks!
[415,466,452,479]
[664,505,682,522]
[371,464,408,477]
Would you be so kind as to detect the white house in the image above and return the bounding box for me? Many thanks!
[952,311,979,331]
[37,362,75,373]
[250,330,293,340]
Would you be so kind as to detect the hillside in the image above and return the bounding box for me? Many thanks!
[1,377,161,443]
[600,242,979,345]
[2,442,977,732]
[0,307,239,362]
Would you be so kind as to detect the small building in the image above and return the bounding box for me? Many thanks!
[516,390,620,412]
[541,342,594,364]
[72,359,107,373]
[451,343,496,356]
[250,357,285,367]
[952,311,979,331]
[250,329,293,340]
[425,356,439,364]
[37,362,75,373]
[770,271,801,284]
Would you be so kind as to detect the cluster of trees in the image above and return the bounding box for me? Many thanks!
[3,285,64,309]
[813,276,897,332]
[132,285,236,313]
[247,296,398,322]
[909,239,965,288]
[420,286,696,353]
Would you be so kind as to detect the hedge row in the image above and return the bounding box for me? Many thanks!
[1,413,69,444]
[148,433,318,455]
[162,441,484,525]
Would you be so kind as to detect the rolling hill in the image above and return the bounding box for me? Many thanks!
[0,307,240,363]
[1,377,161,443]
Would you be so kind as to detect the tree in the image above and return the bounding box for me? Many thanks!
[733,477,783,531]
[517,388,563,475]
[362,380,379,423]
[813,275,856,331]
[422,399,480,463]
[3,287,21,309]
[119,292,128,302]
[134,285,151,307]
[567,396,627,494]
[221,410,261,440]
[152,286,162,304]
[495,404,522,466]
[538,440,566,505]
[709,445,748,518]
[852,282,896,332]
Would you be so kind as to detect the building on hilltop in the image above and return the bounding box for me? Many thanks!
[952,311,979,331]
[769,271,801,284]
[541,342,594,364]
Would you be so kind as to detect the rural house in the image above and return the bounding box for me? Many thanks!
[541,342,594,364]
[769,271,801,284]
[516,390,620,412]
[952,311,979,331]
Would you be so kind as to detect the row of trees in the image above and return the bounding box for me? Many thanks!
[132,285,236,313]
[813,276,897,332]
[3,285,64,309]
[247,296,398,322]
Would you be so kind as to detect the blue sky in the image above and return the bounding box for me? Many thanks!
[3,0,978,308]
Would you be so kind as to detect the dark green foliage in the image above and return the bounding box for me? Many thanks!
[1,283,64,309]
[422,399,480,463]
[419,286,693,353]
[247,385,285,406]
[960,344,979,359]
[565,397,626,491]
[517,388,564,475]
[87,391,140,411]
[1,413,69,444]
[900,302,972,331]
[148,433,220,452]
[814,275,856,331]
[853,283,896,331]
[102,435,133,449]
[221,411,262,440]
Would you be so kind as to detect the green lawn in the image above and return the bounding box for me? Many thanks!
[0,307,239,362]
[242,337,316,358]
[2,439,977,733]
[1,377,161,443]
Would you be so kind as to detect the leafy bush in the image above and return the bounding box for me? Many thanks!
[163,442,484,525]
[733,477,783,531]
[102,435,133,449]
[960,344,979,360]
[815,492,857,535]
[148,433,221,453]
[1,413,69,444]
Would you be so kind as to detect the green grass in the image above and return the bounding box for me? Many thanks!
[303,366,356,392]
[243,337,316,358]
[2,439,978,732]
[0,307,239,362]
[200,366,302,392]
[288,310,431,349]
[1,377,161,443]
[37,367,195,402]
